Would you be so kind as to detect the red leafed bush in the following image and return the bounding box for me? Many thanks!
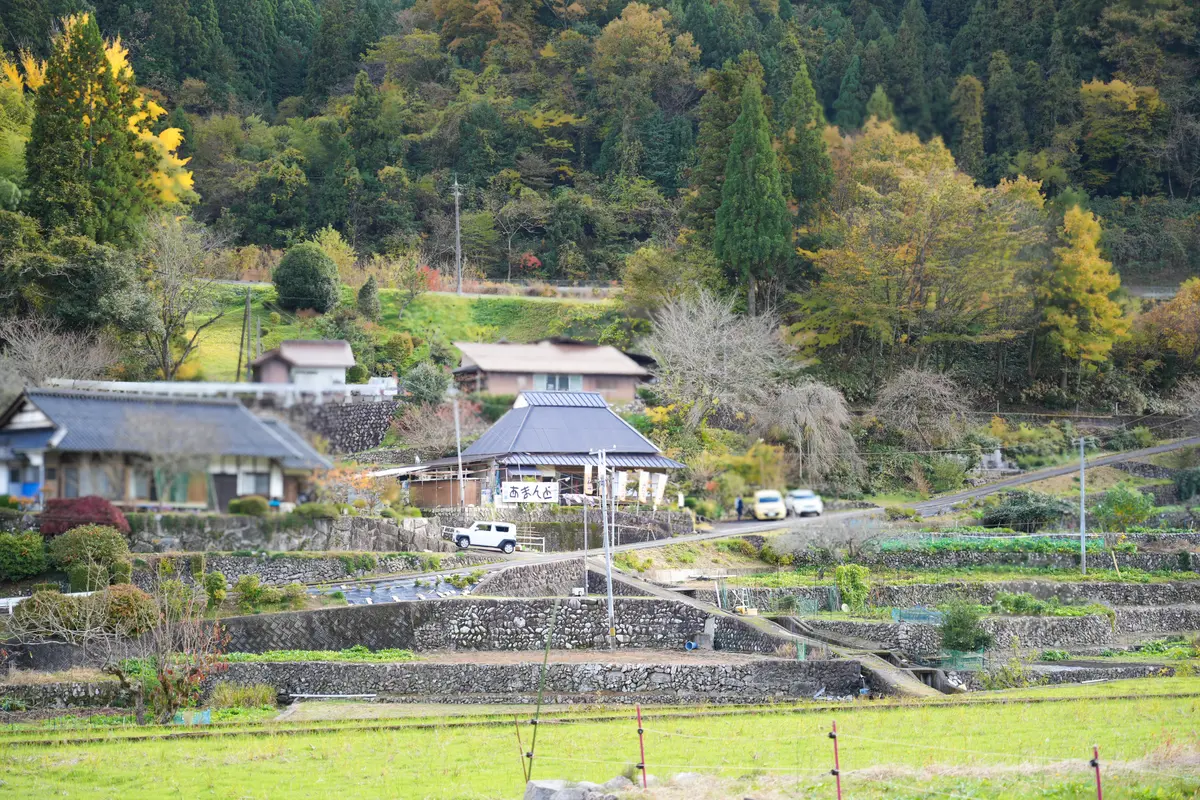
[40,496,130,537]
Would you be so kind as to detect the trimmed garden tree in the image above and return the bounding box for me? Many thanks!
[714,80,790,316]
[273,242,340,312]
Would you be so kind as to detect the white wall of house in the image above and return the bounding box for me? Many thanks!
[290,366,347,389]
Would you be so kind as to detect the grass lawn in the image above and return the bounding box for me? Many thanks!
[614,536,784,573]
[189,286,615,381]
[1,680,1198,798]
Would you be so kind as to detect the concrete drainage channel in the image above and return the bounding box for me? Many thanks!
[307,571,482,605]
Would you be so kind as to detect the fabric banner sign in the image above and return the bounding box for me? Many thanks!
[637,470,650,502]
[653,473,668,506]
[584,465,593,495]
[500,481,560,503]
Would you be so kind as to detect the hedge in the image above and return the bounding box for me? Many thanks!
[40,496,130,536]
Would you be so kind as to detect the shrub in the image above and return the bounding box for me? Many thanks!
[109,561,132,585]
[48,524,131,570]
[1177,467,1200,502]
[1092,483,1155,532]
[718,538,759,559]
[40,497,130,536]
[401,361,450,407]
[273,242,339,313]
[30,582,60,594]
[0,531,47,581]
[1103,426,1155,451]
[12,589,82,631]
[834,564,870,612]
[0,494,20,510]
[103,584,158,635]
[281,582,306,607]
[1040,649,1070,661]
[939,598,994,652]
[68,563,108,592]
[209,682,277,709]
[980,491,1071,532]
[346,365,368,383]
[234,574,286,610]
[884,506,921,522]
[228,496,270,516]
[294,502,339,519]
[928,458,968,493]
[356,275,381,320]
[204,571,227,607]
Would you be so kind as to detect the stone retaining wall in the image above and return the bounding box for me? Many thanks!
[787,549,1198,572]
[219,597,797,656]
[473,560,647,598]
[130,551,494,589]
[695,580,1200,612]
[947,662,1172,691]
[270,399,398,455]
[805,614,1117,656]
[0,681,129,709]
[126,514,452,554]
[214,659,863,704]
[429,508,693,552]
[1113,605,1200,633]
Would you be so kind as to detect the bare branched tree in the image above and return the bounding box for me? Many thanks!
[873,368,972,448]
[648,291,788,427]
[486,190,548,279]
[769,380,860,481]
[393,401,487,459]
[140,216,228,380]
[7,579,226,725]
[0,317,120,386]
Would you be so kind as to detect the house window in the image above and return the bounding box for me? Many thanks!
[592,377,620,391]
[247,473,270,496]
[45,468,57,481]
[535,374,583,392]
[8,468,18,484]
[63,467,80,498]
[132,469,152,500]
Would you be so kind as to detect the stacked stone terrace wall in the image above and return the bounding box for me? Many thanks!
[125,514,452,554]
[214,659,862,704]
[219,597,797,656]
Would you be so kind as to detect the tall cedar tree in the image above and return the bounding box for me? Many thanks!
[25,14,153,245]
[216,0,276,100]
[683,52,764,240]
[779,58,833,223]
[985,51,1028,157]
[833,53,865,130]
[892,0,932,136]
[950,75,985,179]
[307,0,359,102]
[1040,206,1129,385]
[865,84,895,122]
[714,80,790,316]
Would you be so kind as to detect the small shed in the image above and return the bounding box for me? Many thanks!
[252,340,356,389]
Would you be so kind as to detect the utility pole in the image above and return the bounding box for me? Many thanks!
[451,386,466,508]
[592,447,615,641]
[452,177,463,295]
[1079,436,1087,576]
[234,288,251,382]
[582,495,589,596]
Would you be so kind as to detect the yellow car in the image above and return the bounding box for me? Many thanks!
[753,490,786,521]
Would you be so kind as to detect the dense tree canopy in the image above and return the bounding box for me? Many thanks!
[2,0,1200,414]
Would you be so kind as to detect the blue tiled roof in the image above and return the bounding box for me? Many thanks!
[496,453,685,469]
[13,390,328,469]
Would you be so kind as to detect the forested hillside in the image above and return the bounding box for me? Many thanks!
[1,0,1198,413]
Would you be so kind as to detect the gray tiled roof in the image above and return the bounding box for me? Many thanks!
[496,453,684,469]
[12,390,329,469]
[462,392,660,459]
[516,392,609,408]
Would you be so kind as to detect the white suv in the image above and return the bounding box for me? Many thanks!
[787,490,824,517]
[450,521,518,554]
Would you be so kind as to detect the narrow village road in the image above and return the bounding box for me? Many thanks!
[912,435,1200,516]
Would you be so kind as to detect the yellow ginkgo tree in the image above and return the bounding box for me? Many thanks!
[1039,205,1130,390]
[23,13,195,244]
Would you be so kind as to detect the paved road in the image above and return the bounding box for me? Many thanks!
[913,435,1200,516]
[312,509,879,605]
